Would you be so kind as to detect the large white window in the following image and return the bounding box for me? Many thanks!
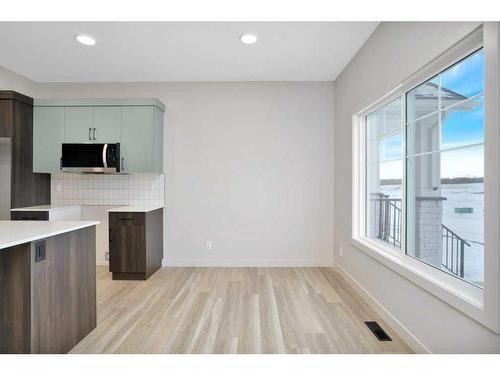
[363,47,484,286]
[352,26,499,331]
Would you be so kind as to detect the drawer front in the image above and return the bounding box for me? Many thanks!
[11,211,49,221]
[114,212,146,226]
[109,212,146,273]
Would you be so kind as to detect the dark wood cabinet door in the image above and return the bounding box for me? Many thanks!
[109,213,146,274]
[0,91,51,209]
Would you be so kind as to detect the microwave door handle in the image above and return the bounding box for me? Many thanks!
[102,144,108,168]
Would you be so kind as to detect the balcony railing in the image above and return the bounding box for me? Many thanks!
[442,224,471,278]
[372,194,471,278]
[375,195,402,248]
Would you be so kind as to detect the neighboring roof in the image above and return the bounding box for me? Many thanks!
[412,81,479,114]
[414,81,469,102]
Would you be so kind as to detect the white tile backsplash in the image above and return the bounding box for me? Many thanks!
[51,173,165,207]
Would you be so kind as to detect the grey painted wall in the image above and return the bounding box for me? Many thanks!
[333,22,500,353]
[33,81,335,266]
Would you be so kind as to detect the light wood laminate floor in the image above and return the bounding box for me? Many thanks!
[70,266,413,354]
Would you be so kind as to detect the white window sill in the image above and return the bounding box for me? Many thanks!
[349,236,498,332]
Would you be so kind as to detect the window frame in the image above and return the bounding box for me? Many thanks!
[352,25,500,333]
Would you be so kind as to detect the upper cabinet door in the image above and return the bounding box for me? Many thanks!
[33,107,65,173]
[93,106,122,143]
[153,107,164,173]
[64,107,93,142]
[121,106,154,172]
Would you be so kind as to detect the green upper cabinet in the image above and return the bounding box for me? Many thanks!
[33,99,165,173]
[121,106,154,173]
[33,107,65,173]
[93,106,122,143]
[64,106,122,143]
[64,107,93,142]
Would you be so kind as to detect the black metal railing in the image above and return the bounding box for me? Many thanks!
[372,194,471,279]
[442,224,471,278]
[376,195,402,248]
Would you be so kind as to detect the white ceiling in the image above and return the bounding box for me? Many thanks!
[0,22,378,82]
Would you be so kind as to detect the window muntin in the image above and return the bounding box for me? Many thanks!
[362,48,485,288]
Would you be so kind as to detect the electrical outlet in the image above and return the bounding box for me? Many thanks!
[339,246,343,257]
[105,252,109,261]
[205,241,212,251]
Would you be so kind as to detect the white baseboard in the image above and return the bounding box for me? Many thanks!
[96,261,109,266]
[334,263,430,354]
[161,258,333,267]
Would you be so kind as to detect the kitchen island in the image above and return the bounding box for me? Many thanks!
[0,220,99,354]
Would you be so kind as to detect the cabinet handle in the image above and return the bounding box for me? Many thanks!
[88,128,92,140]
[93,128,96,140]
[121,157,125,170]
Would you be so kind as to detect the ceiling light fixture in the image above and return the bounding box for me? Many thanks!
[240,33,258,45]
[76,34,96,46]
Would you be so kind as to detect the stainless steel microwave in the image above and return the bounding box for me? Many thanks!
[61,143,120,173]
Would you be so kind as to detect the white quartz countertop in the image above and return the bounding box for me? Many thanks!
[10,204,165,213]
[0,220,99,250]
[11,205,81,212]
[107,205,164,213]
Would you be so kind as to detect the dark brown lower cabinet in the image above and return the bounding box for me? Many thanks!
[0,226,96,354]
[109,208,163,280]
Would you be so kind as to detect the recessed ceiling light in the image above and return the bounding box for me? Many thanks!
[240,33,258,45]
[76,34,96,46]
